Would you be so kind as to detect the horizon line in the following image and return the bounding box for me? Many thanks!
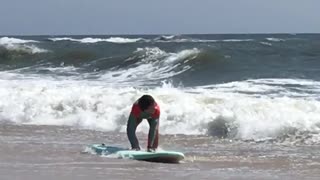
[1,32,319,37]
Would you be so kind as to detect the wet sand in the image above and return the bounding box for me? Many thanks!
[1,124,320,180]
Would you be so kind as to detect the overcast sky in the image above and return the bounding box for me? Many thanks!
[0,0,319,35]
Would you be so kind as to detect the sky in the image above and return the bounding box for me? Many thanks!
[0,0,319,35]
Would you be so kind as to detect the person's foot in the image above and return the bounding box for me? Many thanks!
[147,148,156,152]
[131,147,141,151]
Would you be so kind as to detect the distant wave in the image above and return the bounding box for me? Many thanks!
[0,37,48,54]
[48,37,74,42]
[1,44,48,54]
[260,42,272,46]
[48,37,145,43]
[153,35,190,42]
[98,47,201,85]
[158,38,254,43]
[218,39,253,42]
[48,36,254,44]
[0,37,38,44]
[154,35,176,41]
[266,38,285,42]
[132,47,200,65]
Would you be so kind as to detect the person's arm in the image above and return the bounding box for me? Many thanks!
[147,117,158,149]
[126,114,140,150]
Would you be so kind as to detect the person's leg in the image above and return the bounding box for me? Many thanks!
[126,115,142,149]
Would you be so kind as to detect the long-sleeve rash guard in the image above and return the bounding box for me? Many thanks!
[126,101,160,149]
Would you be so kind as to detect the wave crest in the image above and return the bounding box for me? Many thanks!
[48,37,144,43]
[0,37,48,55]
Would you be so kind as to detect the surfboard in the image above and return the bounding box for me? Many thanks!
[87,144,185,163]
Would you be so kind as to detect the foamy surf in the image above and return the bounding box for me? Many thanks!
[0,76,320,143]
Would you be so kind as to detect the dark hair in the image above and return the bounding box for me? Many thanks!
[138,95,155,111]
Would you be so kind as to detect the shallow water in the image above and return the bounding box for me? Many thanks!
[1,124,320,180]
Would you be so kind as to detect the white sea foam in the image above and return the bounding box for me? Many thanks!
[0,76,320,142]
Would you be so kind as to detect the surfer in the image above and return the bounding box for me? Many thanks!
[127,95,160,152]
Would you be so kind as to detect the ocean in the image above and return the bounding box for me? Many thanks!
[1,34,320,179]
